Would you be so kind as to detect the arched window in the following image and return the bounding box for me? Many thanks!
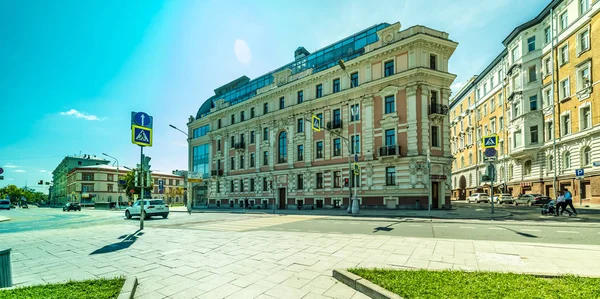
[564,151,571,169]
[548,155,554,171]
[468,153,473,165]
[278,131,287,163]
[509,164,514,178]
[461,157,465,168]
[523,160,532,176]
[499,167,505,182]
[582,147,591,166]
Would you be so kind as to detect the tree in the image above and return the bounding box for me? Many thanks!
[0,185,47,204]
[122,170,154,201]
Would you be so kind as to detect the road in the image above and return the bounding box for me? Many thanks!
[2,205,600,245]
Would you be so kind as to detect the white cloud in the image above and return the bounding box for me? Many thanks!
[60,109,101,121]
[450,81,467,95]
[40,170,47,173]
[234,39,252,65]
[15,169,26,173]
[8,178,14,181]
[3,164,18,168]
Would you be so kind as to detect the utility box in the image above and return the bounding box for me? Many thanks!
[0,248,12,288]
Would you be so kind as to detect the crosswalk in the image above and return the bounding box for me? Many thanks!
[188,215,321,232]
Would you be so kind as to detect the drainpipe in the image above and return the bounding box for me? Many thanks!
[551,7,558,198]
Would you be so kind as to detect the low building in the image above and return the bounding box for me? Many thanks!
[151,171,186,204]
[51,154,110,205]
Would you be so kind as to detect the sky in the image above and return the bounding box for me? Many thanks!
[0,0,550,190]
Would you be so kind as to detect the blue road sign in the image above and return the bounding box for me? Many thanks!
[484,148,497,157]
[132,125,153,147]
[482,135,498,148]
[158,180,164,192]
[131,111,153,128]
[0,167,3,175]
[576,169,585,177]
[354,154,359,162]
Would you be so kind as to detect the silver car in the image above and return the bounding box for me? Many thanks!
[467,193,490,203]
[0,200,11,210]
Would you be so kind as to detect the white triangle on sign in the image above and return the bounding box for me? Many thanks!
[485,138,495,146]
[136,130,150,142]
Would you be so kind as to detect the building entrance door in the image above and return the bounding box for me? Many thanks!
[278,188,286,209]
[432,182,439,209]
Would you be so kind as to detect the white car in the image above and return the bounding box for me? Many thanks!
[125,199,169,219]
[467,193,490,203]
[0,200,10,210]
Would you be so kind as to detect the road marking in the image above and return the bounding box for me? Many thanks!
[308,230,321,233]
[488,227,504,230]
[290,229,300,232]
[460,226,476,229]
[330,231,343,234]
[433,225,448,228]
[409,224,423,227]
[521,229,541,232]
[556,231,579,234]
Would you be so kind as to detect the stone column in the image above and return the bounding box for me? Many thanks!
[362,96,375,160]
[406,85,419,156]
[223,133,229,175]
[255,125,261,172]
[305,112,313,167]
[421,85,430,155]
[442,88,451,155]
[269,121,276,171]
[286,117,294,167]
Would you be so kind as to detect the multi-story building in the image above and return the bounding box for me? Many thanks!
[66,165,185,207]
[451,0,600,205]
[188,22,458,210]
[51,154,110,204]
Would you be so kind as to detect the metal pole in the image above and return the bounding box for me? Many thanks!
[427,150,431,216]
[187,137,192,215]
[140,146,144,230]
[490,161,495,214]
[340,63,358,214]
[551,7,558,199]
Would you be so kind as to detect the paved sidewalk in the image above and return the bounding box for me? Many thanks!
[170,206,511,220]
[3,224,600,299]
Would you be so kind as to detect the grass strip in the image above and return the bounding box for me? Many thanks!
[0,277,125,299]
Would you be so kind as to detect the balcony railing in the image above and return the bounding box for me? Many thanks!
[326,120,343,130]
[429,104,449,116]
[234,142,245,150]
[379,145,401,157]
[211,169,224,177]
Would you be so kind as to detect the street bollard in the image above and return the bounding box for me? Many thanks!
[0,248,12,288]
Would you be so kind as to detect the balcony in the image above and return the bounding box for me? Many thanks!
[211,169,224,177]
[379,145,401,157]
[326,120,343,130]
[429,104,449,116]
[233,142,245,151]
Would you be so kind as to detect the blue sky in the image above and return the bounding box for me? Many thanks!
[0,0,549,190]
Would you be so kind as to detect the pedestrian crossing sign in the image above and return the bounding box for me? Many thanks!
[132,125,153,147]
[482,135,498,149]
[312,115,321,132]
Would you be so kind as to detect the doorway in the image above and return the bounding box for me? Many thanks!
[278,188,286,209]
[432,182,439,209]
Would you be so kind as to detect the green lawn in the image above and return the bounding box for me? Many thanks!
[349,269,600,299]
[0,277,125,299]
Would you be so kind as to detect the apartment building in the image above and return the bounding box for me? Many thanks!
[451,0,600,205]
[188,22,458,210]
[51,154,110,205]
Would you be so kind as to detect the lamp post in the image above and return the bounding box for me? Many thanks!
[338,60,359,214]
[169,124,192,214]
[102,153,121,210]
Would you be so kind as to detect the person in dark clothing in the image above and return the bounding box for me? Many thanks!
[563,188,577,216]
[556,191,572,216]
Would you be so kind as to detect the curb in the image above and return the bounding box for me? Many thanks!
[333,269,403,299]
[117,276,138,299]
[0,217,10,223]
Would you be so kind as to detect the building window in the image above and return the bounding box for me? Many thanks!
[350,72,359,87]
[333,108,341,125]
[583,147,592,166]
[528,65,537,82]
[429,54,437,70]
[297,174,304,190]
[581,106,591,130]
[431,126,440,147]
[560,78,570,100]
[297,118,304,133]
[513,102,520,119]
[250,178,255,192]
[351,135,360,154]
[263,127,269,141]
[530,125,539,144]
[560,45,569,65]
[230,180,234,192]
[316,141,323,159]
[546,121,553,141]
[350,104,360,121]
[524,160,532,176]
[263,151,269,166]
[511,47,519,63]
[580,0,589,14]
[240,179,244,192]
[278,132,287,164]
[230,114,235,125]
[529,95,538,111]
[386,167,396,186]
[548,156,554,171]
[107,184,113,192]
[544,27,551,44]
[240,111,245,122]
[250,153,255,168]
[239,155,245,169]
[491,118,497,133]
[250,107,255,118]
[316,173,323,189]
[216,181,220,193]
[385,129,396,146]
[230,157,235,170]
[468,153,473,165]
[577,65,591,91]
[333,78,340,93]
[490,98,495,110]
[579,29,590,53]
[543,87,553,107]
[263,102,269,114]
[82,173,94,181]
[384,95,395,114]
[297,90,304,104]
[316,113,324,128]
[297,145,304,161]
[218,119,222,129]
[279,97,285,109]
[564,151,571,169]
[514,130,522,148]
[250,131,255,144]
[527,36,536,52]
[562,113,571,136]
[316,84,323,98]
[384,60,394,77]
[217,139,221,151]
[230,136,235,148]
[333,171,341,188]
[263,177,268,191]
[560,12,568,31]
[333,138,341,156]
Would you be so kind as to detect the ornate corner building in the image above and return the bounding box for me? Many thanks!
[188,22,457,210]
[450,0,600,205]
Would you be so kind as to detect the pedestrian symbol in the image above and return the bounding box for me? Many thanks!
[132,125,153,147]
[136,130,149,142]
[311,115,321,132]
[482,135,498,148]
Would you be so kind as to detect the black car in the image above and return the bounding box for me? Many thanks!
[63,202,81,212]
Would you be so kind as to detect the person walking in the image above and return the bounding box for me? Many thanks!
[556,191,573,216]
[563,188,577,216]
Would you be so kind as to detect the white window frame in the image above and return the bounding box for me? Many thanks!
[544,57,552,77]
[528,65,537,82]
[561,111,571,136]
[580,0,590,15]
[431,125,441,148]
[582,146,592,166]
[546,119,554,141]
[559,43,569,66]
[559,77,571,101]
[579,102,591,131]
[543,86,553,107]
[514,130,522,148]
[577,27,590,56]
[576,61,591,93]
[490,118,496,133]
[560,11,568,32]
[564,151,572,169]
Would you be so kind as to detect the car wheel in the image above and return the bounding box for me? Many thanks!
[162,215,168,219]
[125,210,131,219]
[528,201,533,206]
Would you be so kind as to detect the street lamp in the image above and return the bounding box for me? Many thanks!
[169,124,192,214]
[338,60,359,214]
[102,152,121,210]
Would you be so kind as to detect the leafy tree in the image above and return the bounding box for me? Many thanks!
[0,185,47,204]
[122,169,154,201]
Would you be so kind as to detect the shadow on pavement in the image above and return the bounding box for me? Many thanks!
[90,229,142,255]
[499,226,538,238]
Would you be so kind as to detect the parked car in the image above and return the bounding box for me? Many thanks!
[125,199,169,219]
[0,200,10,210]
[467,193,490,203]
[514,194,551,206]
[63,202,81,211]
[495,194,514,204]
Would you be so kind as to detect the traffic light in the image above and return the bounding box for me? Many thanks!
[344,178,349,187]
[142,155,151,171]
[38,180,43,185]
[135,171,139,186]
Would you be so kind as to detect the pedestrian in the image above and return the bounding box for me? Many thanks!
[563,188,577,216]
[556,191,573,216]
[244,198,249,210]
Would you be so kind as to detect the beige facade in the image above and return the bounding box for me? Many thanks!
[189,22,458,210]
[451,0,600,205]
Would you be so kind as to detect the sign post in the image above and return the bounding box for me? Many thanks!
[132,111,153,230]
[483,135,498,214]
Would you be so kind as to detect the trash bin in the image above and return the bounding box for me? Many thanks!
[0,248,12,288]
